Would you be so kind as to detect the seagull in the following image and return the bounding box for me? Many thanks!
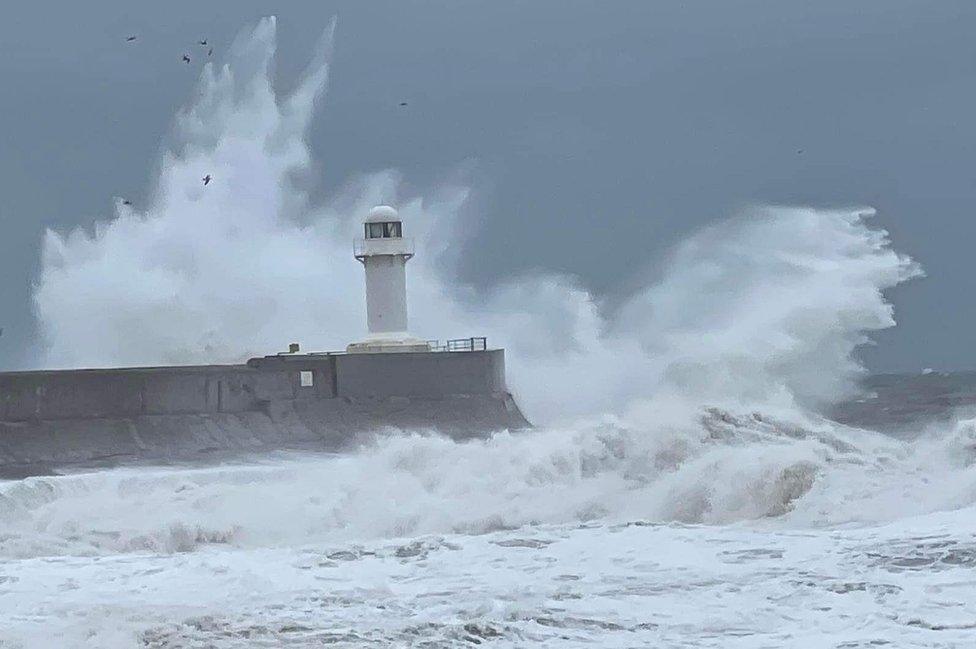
[208,48,213,57]
[122,199,132,205]
[199,39,208,46]
[797,149,804,154]
[182,54,191,64]
[125,36,137,42]
[399,102,408,107]
[202,174,212,186]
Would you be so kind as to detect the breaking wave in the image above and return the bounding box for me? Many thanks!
[3,413,976,560]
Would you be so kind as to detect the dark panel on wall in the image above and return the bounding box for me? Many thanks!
[0,366,254,421]
[247,355,337,399]
[143,373,211,414]
[335,350,507,398]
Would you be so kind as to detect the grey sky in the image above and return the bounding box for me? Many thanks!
[1,0,974,372]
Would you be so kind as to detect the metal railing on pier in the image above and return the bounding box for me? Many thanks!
[427,337,487,352]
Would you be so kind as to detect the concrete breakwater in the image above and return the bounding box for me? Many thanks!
[0,350,528,476]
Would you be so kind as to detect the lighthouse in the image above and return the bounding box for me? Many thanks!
[347,206,430,353]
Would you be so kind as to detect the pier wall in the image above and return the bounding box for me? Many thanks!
[0,350,527,474]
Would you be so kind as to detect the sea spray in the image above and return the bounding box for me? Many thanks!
[32,19,919,429]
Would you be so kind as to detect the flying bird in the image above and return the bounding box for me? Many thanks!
[797,149,804,154]
[399,102,408,107]
[199,39,208,46]
[125,36,137,42]
[122,199,132,205]
[208,48,213,57]
[202,174,212,186]
[182,54,191,64]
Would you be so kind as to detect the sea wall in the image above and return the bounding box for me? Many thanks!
[0,350,527,475]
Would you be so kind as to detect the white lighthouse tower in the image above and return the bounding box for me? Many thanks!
[347,206,430,353]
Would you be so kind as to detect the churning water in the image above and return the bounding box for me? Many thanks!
[4,16,975,648]
[3,405,976,647]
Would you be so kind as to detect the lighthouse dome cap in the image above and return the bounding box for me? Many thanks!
[365,205,400,223]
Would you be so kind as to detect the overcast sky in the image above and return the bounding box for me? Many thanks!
[1,0,974,372]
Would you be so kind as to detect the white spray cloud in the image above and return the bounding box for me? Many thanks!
[33,17,920,429]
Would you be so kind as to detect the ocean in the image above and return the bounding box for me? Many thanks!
[2,372,976,647]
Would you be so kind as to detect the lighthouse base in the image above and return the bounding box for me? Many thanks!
[346,333,431,354]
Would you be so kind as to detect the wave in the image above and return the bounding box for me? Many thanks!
[4,412,976,560]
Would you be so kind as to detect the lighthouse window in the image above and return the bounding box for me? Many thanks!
[367,222,385,239]
[385,221,402,237]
